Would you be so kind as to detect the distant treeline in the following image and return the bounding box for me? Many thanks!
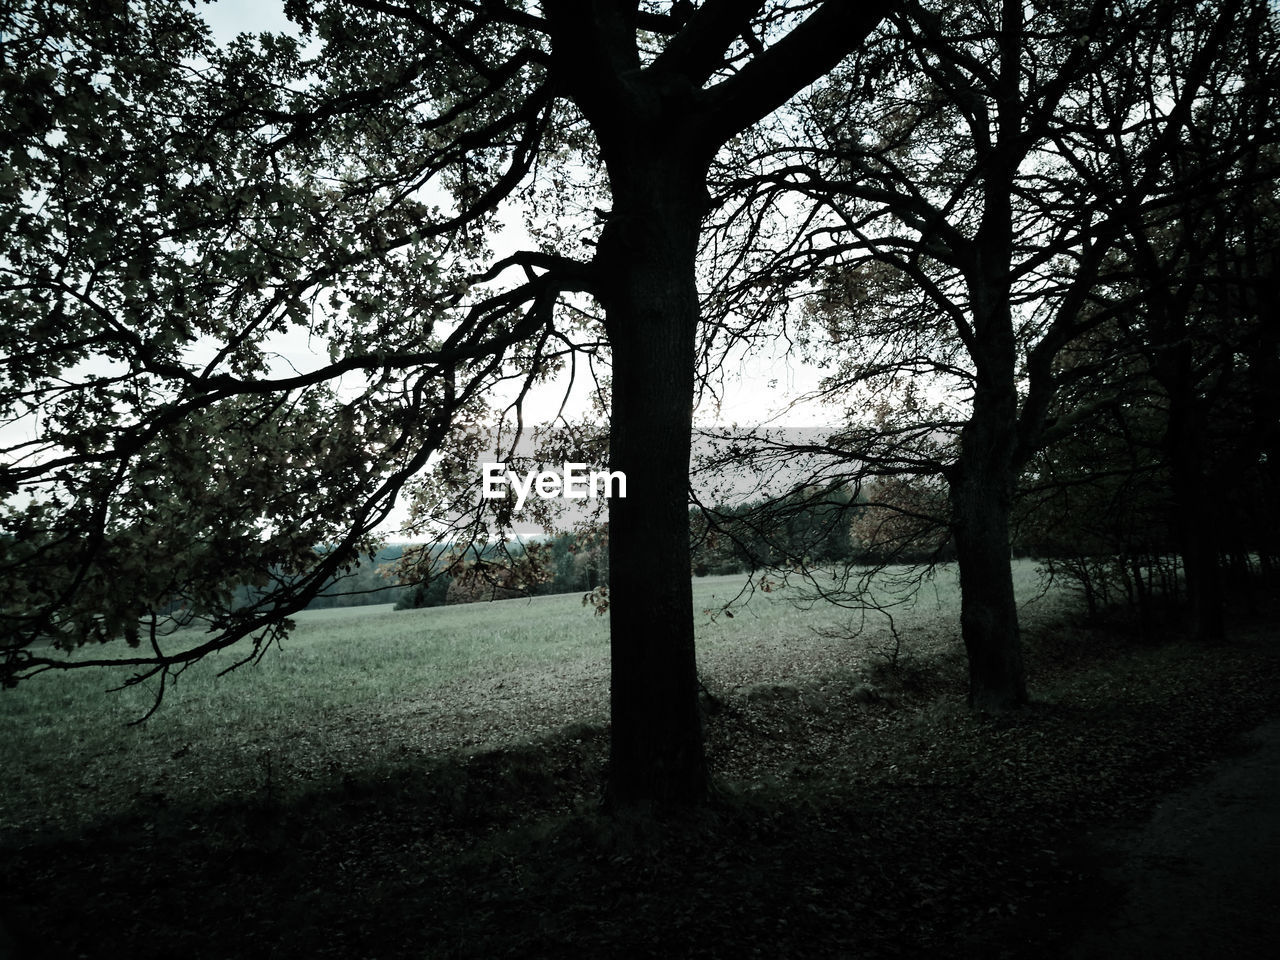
[396,484,865,610]
[304,544,412,610]
[229,544,412,612]
[395,531,608,610]
[257,458,1273,620]
[689,483,860,576]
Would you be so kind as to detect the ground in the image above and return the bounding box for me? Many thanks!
[1,589,1278,958]
[1065,717,1280,960]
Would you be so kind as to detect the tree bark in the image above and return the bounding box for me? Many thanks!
[1164,347,1225,642]
[945,3,1029,711]
[596,159,711,810]
[950,367,1029,712]
[950,51,1031,710]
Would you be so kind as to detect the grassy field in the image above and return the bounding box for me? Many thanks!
[0,563,1043,840]
[3,562,1278,959]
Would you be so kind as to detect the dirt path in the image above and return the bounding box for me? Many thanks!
[1065,717,1280,959]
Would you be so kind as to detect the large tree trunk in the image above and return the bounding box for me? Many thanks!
[1250,293,1280,582]
[951,235,1028,710]
[950,385,1029,712]
[1164,348,1225,642]
[948,16,1031,711]
[537,0,889,810]
[596,160,710,811]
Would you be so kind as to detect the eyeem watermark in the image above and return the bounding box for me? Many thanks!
[481,462,627,511]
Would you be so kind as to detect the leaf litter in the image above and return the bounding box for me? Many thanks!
[2,599,1278,959]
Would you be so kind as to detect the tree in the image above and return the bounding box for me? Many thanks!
[2,0,572,684]
[1015,363,1179,625]
[1,1,894,810]
[704,0,1258,708]
[1049,0,1280,639]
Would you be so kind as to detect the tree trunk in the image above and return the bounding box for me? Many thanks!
[950,252,1028,710]
[951,395,1028,712]
[597,161,710,811]
[949,25,1031,711]
[536,0,889,810]
[1165,360,1225,642]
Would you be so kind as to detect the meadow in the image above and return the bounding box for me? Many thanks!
[0,563,1040,842]
[2,561,1277,959]
[0,572,881,820]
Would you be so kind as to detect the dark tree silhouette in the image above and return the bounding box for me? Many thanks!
[1,1,893,809]
[697,0,1268,707]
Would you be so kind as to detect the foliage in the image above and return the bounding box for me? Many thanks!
[297,544,409,611]
[395,572,452,610]
[690,483,858,576]
[705,0,1278,686]
[1008,0,1280,627]
[391,527,607,609]
[536,528,608,596]
[0,0,907,804]
[1,0,587,692]
[848,474,952,565]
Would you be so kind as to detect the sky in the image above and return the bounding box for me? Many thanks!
[199,0,297,43]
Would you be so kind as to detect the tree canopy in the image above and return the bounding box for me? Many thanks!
[695,0,1279,700]
[2,0,892,808]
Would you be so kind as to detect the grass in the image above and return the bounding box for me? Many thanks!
[2,562,1277,959]
[0,563,1054,842]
